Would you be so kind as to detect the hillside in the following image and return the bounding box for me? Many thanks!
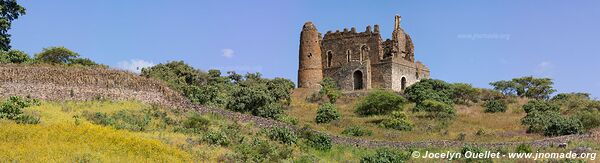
[1,65,599,162]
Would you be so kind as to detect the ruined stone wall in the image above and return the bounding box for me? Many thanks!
[0,65,187,107]
[321,28,382,91]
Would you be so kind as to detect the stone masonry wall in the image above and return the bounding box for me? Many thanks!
[0,64,187,107]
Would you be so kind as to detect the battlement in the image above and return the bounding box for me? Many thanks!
[323,25,381,40]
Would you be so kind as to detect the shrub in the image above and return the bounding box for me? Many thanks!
[341,126,373,137]
[451,83,479,104]
[0,49,30,64]
[551,93,596,113]
[379,111,413,131]
[203,130,230,146]
[255,102,284,119]
[543,117,583,136]
[141,60,207,93]
[0,96,40,123]
[483,99,507,113]
[230,137,293,162]
[404,79,455,105]
[181,113,210,133]
[276,114,298,125]
[226,83,279,118]
[515,144,532,153]
[266,78,295,106]
[83,110,151,132]
[414,99,456,119]
[266,127,297,145]
[319,77,342,103]
[523,100,560,114]
[301,131,332,151]
[315,102,340,123]
[354,89,407,116]
[574,110,600,131]
[521,110,560,133]
[360,148,410,163]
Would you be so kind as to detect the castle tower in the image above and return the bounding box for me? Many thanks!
[298,22,323,88]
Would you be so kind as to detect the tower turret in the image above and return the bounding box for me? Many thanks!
[298,22,323,88]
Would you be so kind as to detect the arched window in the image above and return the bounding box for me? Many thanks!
[327,51,333,68]
[360,45,368,62]
[353,70,363,90]
[346,50,351,62]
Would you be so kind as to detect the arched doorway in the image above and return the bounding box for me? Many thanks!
[401,77,407,91]
[353,71,363,90]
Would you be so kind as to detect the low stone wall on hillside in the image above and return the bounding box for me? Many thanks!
[0,64,188,107]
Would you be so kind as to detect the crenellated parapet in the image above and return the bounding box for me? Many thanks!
[323,25,382,40]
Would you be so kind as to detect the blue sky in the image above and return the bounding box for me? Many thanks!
[10,1,600,98]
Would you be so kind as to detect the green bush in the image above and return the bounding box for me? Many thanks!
[0,49,30,64]
[354,89,407,116]
[543,116,583,136]
[404,79,455,105]
[83,110,150,132]
[451,83,479,105]
[341,126,373,137]
[414,99,456,119]
[181,113,210,133]
[521,100,583,136]
[574,110,600,131]
[276,114,298,125]
[315,102,340,123]
[360,148,410,163]
[302,131,332,151]
[203,130,230,146]
[379,111,413,131]
[255,102,284,119]
[319,77,342,103]
[230,137,293,162]
[266,126,297,145]
[551,93,597,113]
[483,99,507,113]
[523,100,560,114]
[515,144,532,153]
[0,96,40,123]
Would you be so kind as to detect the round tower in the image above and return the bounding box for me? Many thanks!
[298,22,323,88]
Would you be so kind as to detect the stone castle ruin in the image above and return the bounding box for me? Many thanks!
[298,15,430,92]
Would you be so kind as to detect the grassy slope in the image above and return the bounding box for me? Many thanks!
[287,89,544,143]
[0,100,379,162]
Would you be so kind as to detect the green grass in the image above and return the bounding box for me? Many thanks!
[288,89,544,143]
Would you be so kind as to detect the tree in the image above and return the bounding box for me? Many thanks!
[34,46,80,64]
[0,0,26,51]
[68,58,102,67]
[490,76,556,100]
[0,49,30,63]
